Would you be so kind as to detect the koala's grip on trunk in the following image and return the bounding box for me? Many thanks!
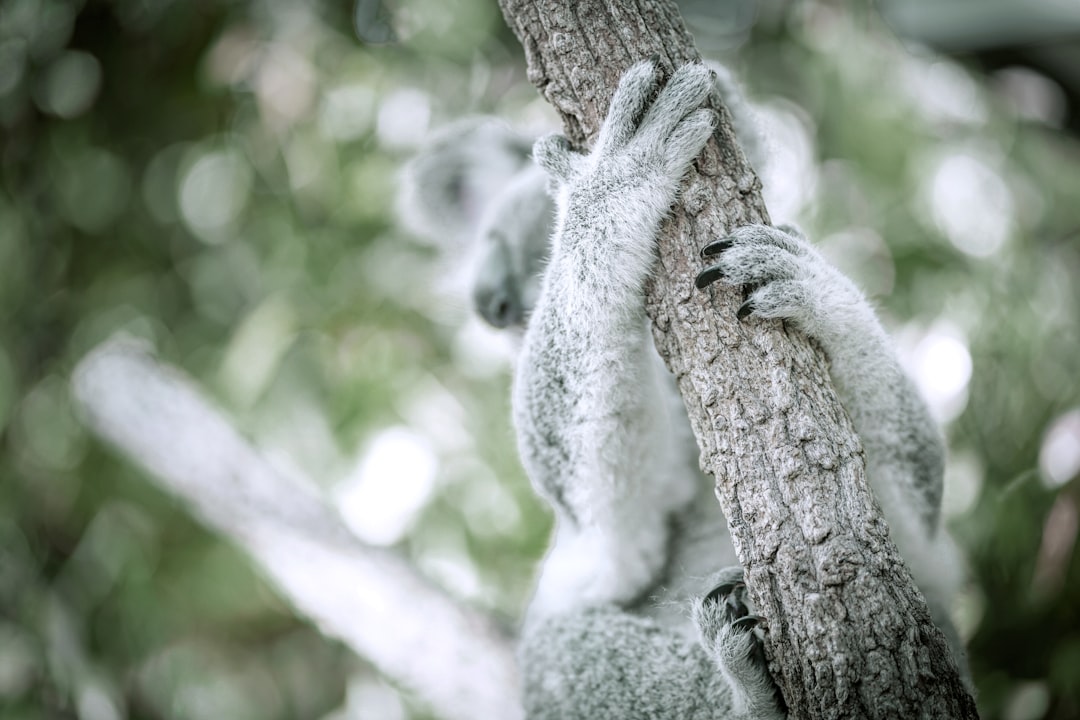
[399,59,969,719]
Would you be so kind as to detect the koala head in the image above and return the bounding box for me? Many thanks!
[400,117,555,330]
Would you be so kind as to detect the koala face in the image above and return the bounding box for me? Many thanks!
[400,118,556,330]
[471,167,554,329]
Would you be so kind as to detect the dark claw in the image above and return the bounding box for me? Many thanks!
[695,264,726,290]
[736,615,771,671]
[704,581,743,605]
[737,299,755,320]
[732,615,762,632]
[700,238,733,258]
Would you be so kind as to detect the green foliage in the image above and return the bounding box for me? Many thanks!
[0,0,1078,718]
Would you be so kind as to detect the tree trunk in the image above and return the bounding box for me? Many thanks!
[496,1,978,717]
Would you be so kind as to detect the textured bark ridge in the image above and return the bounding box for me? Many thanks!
[497,1,978,717]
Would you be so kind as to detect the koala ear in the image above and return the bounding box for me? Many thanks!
[398,117,533,249]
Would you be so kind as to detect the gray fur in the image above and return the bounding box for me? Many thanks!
[398,67,765,329]
[401,60,967,718]
[397,117,534,250]
[471,167,554,328]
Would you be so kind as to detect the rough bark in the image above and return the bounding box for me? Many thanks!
[496,1,978,717]
[72,336,522,720]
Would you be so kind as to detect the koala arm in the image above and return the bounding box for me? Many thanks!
[695,225,966,676]
[513,62,717,615]
[696,226,946,535]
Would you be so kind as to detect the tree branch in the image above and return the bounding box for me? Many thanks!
[496,1,977,716]
[71,336,522,720]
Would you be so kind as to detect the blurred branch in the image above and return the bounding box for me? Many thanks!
[71,335,522,720]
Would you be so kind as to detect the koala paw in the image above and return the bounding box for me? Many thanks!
[692,567,786,718]
[533,59,716,199]
[692,567,766,669]
[695,224,848,330]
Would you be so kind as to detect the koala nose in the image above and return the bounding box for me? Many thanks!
[475,285,523,328]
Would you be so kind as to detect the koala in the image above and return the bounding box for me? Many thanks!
[401,61,968,718]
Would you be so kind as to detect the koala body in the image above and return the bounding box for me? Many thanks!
[402,61,966,719]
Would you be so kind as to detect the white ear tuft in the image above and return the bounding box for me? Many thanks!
[397,117,533,250]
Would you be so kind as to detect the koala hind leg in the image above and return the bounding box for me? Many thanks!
[692,567,786,720]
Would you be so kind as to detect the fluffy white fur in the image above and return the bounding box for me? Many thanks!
[400,60,967,720]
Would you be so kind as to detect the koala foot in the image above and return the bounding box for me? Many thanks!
[532,59,716,216]
[692,567,786,719]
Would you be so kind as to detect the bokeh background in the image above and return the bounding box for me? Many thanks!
[2,0,1079,718]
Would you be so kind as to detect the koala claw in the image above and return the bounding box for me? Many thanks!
[696,236,739,288]
[732,615,763,632]
[695,262,761,323]
[737,298,755,321]
[700,238,734,258]
[703,579,751,621]
[695,264,725,289]
[695,568,752,624]
[703,579,744,604]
